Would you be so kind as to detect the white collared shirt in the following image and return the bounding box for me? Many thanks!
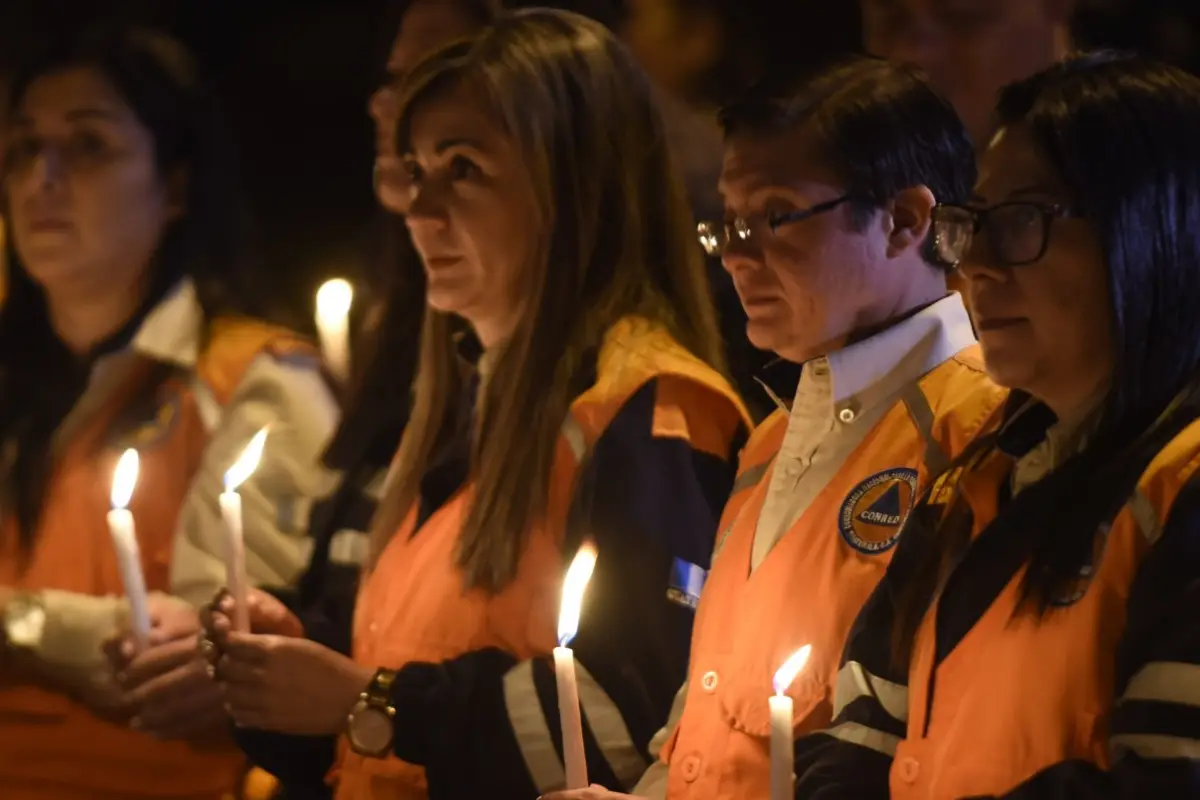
[23,281,340,676]
[750,293,977,569]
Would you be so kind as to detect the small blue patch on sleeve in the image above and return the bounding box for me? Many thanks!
[265,349,322,371]
[667,557,707,610]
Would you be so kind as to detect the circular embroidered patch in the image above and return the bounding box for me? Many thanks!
[838,468,919,554]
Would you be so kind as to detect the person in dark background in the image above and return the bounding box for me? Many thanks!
[860,0,1075,299]
[216,3,502,799]
[861,0,1076,154]
[0,26,338,799]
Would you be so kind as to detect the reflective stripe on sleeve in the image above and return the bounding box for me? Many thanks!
[832,661,909,723]
[1111,734,1200,760]
[1121,661,1200,708]
[825,721,902,757]
[576,662,649,789]
[502,660,565,792]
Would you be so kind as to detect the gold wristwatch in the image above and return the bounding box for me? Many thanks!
[346,668,398,758]
[3,592,47,656]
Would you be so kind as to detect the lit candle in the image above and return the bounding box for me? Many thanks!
[219,429,268,632]
[770,645,812,800]
[315,278,354,383]
[106,449,150,652]
[555,543,598,790]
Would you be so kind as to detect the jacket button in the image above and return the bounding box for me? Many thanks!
[701,671,719,692]
[898,756,920,783]
[681,754,702,782]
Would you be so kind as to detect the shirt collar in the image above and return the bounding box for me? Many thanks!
[790,292,977,423]
[130,279,204,368]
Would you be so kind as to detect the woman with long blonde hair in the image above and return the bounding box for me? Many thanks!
[207,9,750,799]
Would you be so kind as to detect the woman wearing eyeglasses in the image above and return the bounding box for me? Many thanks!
[792,52,1200,800]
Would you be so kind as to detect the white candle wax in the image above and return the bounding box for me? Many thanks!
[315,279,353,383]
[218,491,250,632]
[769,693,794,800]
[105,508,151,651]
[554,645,588,789]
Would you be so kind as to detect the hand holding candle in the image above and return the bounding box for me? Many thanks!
[219,428,268,632]
[315,278,354,383]
[770,645,813,800]
[106,449,151,651]
[555,543,598,790]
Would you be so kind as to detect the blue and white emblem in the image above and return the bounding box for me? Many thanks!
[838,467,919,554]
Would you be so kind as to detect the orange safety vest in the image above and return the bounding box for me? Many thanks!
[0,318,314,800]
[889,416,1200,799]
[336,318,750,800]
[661,346,1004,800]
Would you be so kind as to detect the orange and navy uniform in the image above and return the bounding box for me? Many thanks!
[646,294,1004,800]
[234,395,409,799]
[332,318,750,800]
[794,394,1200,799]
[0,282,336,800]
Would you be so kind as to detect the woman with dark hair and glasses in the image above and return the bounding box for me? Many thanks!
[0,27,339,799]
[791,52,1200,799]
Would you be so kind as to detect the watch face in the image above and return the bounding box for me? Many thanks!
[348,704,394,756]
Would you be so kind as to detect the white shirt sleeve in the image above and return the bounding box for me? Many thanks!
[632,680,688,798]
[169,351,341,607]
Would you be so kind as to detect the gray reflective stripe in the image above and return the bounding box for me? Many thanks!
[576,662,649,788]
[190,375,222,433]
[1111,733,1200,760]
[328,530,370,566]
[562,414,588,463]
[832,661,909,723]
[730,459,773,496]
[1128,489,1162,545]
[825,721,901,757]
[899,383,948,476]
[502,660,566,792]
[1121,661,1200,707]
[275,496,314,535]
[712,523,733,562]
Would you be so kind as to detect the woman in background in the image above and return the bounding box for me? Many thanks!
[226,3,502,798]
[207,9,750,799]
[0,27,338,799]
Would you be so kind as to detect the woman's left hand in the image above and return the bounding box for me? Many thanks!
[111,593,227,740]
[216,632,374,735]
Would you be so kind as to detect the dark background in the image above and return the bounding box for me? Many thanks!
[2,0,1197,321]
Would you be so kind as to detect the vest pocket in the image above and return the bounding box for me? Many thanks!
[717,660,830,738]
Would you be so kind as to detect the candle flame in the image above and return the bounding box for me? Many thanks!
[316,278,354,324]
[773,645,812,696]
[225,428,268,492]
[111,449,139,509]
[557,543,598,647]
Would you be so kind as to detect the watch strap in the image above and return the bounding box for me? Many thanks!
[362,667,398,709]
